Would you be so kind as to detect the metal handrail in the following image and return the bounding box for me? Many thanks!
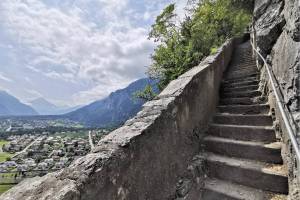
[250,23,300,163]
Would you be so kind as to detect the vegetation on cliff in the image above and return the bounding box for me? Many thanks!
[137,0,251,98]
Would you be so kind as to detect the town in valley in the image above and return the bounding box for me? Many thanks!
[0,118,110,194]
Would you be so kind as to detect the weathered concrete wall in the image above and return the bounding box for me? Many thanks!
[0,37,244,200]
[254,0,300,199]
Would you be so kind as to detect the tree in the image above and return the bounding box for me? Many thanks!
[134,84,157,101]
[149,4,177,42]
[148,0,251,90]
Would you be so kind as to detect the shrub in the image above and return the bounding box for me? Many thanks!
[148,0,251,90]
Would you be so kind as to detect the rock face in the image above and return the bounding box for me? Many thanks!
[0,36,245,200]
[65,78,158,127]
[254,0,285,57]
[254,0,300,199]
[254,0,300,115]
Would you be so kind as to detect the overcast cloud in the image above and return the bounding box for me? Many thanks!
[0,0,187,106]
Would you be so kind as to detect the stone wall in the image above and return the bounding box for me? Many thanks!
[254,0,300,199]
[0,37,245,200]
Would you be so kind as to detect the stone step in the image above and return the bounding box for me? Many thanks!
[199,41,289,199]
[222,80,259,88]
[232,55,255,59]
[217,104,269,114]
[225,72,259,80]
[222,85,258,93]
[213,113,273,126]
[223,76,258,84]
[227,65,258,71]
[234,59,256,64]
[229,63,257,69]
[202,178,287,200]
[220,97,254,105]
[242,57,255,61]
[226,68,258,75]
[230,58,256,64]
[204,136,282,163]
[226,72,258,79]
[234,54,255,59]
[221,90,261,98]
[229,60,256,65]
[205,153,288,194]
[202,189,239,200]
[225,75,260,84]
[208,123,276,142]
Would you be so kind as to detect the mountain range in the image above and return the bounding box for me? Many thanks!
[0,78,158,127]
[0,91,38,116]
[64,78,158,127]
[29,98,81,115]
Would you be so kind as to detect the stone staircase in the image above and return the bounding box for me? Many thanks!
[201,41,288,200]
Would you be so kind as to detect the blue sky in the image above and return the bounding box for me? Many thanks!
[0,0,187,107]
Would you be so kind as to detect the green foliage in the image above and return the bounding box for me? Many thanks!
[0,172,18,194]
[149,4,177,42]
[0,140,14,162]
[148,0,251,90]
[5,157,11,161]
[0,151,13,162]
[134,84,157,101]
[0,185,14,195]
[210,47,219,55]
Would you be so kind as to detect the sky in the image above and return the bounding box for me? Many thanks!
[0,0,187,107]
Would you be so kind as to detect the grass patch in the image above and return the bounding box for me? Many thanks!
[0,172,18,182]
[0,140,9,147]
[0,152,14,163]
[0,172,17,195]
[0,184,15,195]
[0,140,14,162]
[0,141,16,194]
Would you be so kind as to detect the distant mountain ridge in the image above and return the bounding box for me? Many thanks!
[0,91,38,116]
[0,78,158,127]
[29,98,57,115]
[65,78,158,127]
[29,98,81,115]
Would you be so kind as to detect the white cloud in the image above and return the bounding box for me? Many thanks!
[0,72,13,82]
[72,79,131,105]
[25,89,43,99]
[0,0,188,105]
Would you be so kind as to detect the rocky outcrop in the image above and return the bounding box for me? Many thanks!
[254,0,285,57]
[270,0,300,113]
[254,0,300,199]
[0,35,246,200]
[254,0,300,116]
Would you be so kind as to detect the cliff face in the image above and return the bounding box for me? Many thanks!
[254,0,300,117]
[254,0,300,199]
